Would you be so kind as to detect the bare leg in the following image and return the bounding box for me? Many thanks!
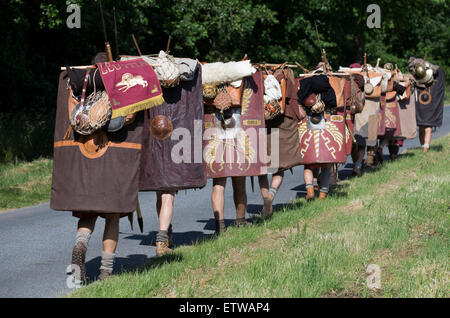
[102,214,120,254]
[212,178,227,233]
[156,191,175,231]
[258,175,269,199]
[424,127,432,151]
[231,176,247,224]
[155,191,175,255]
[304,165,315,201]
[98,214,120,279]
[304,167,314,186]
[271,171,284,190]
[419,126,426,146]
[259,171,284,217]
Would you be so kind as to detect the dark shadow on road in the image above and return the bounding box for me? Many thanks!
[82,252,184,285]
[123,230,216,248]
[246,203,286,215]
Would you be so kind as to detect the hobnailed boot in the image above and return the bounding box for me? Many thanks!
[318,191,327,200]
[98,269,112,281]
[305,187,315,202]
[388,144,399,161]
[156,241,173,256]
[235,217,250,227]
[71,242,87,282]
[352,165,362,177]
[260,195,273,219]
[215,219,226,236]
[366,149,376,168]
[375,147,384,165]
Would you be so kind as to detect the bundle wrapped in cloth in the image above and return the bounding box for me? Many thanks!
[121,53,199,85]
[263,74,283,120]
[153,51,181,87]
[201,60,257,110]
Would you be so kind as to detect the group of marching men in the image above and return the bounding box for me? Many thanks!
[51,51,445,283]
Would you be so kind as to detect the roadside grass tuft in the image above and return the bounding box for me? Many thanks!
[70,134,450,298]
[0,158,53,211]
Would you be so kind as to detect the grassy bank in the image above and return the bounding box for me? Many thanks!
[71,135,450,298]
[0,158,52,211]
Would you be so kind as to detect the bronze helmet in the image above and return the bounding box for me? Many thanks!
[383,63,393,70]
[414,64,427,79]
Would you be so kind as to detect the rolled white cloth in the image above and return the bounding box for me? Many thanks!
[202,60,256,85]
[263,75,282,104]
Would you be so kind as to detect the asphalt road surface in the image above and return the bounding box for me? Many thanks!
[1,107,449,298]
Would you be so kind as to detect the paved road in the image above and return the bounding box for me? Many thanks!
[1,107,449,298]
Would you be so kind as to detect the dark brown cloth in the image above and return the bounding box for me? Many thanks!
[50,72,144,214]
[415,69,445,127]
[351,73,365,89]
[274,68,305,121]
[297,75,337,109]
[139,66,207,191]
[266,115,302,172]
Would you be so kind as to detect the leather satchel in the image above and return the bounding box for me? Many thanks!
[227,82,244,106]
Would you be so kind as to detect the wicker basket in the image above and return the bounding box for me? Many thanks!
[203,84,218,99]
[160,77,180,88]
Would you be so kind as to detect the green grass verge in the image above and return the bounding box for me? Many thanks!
[70,135,450,298]
[0,158,53,211]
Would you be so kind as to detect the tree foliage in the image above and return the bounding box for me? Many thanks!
[0,0,448,162]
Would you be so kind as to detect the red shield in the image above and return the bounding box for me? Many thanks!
[298,114,347,164]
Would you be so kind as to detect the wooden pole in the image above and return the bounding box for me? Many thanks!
[295,62,310,73]
[132,34,143,56]
[165,35,171,53]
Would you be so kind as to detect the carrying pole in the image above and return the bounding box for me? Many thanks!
[295,62,310,73]
[165,35,172,53]
[113,6,119,60]
[99,0,113,62]
[132,34,143,56]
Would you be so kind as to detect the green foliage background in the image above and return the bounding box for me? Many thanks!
[0,0,449,163]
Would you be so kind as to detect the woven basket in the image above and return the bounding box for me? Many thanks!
[203,84,218,99]
[160,77,180,88]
